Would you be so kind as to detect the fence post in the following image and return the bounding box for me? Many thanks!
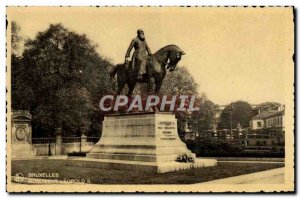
[55,128,62,155]
[80,126,87,153]
[48,132,51,156]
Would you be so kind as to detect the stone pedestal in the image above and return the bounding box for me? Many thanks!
[11,110,33,158]
[55,128,63,155]
[68,112,216,173]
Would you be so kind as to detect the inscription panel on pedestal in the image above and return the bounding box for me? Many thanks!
[157,121,177,141]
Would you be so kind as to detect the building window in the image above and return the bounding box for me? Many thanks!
[271,119,273,126]
[257,121,262,127]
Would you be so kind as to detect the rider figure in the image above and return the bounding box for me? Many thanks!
[125,29,152,80]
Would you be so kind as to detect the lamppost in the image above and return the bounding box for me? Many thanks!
[48,131,51,156]
[229,104,234,140]
[79,133,82,153]
[230,111,232,140]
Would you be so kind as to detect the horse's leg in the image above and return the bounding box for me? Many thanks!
[127,81,136,97]
[148,77,155,95]
[126,81,138,112]
[147,77,159,112]
[110,80,126,113]
[116,81,125,95]
[155,80,163,95]
[152,80,163,112]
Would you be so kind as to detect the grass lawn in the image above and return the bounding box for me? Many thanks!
[11,159,284,184]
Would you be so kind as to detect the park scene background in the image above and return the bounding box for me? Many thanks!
[11,21,285,158]
[8,7,292,186]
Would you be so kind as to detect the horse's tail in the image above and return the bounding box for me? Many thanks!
[109,64,121,91]
[110,64,121,78]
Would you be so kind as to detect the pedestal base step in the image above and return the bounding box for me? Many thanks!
[87,152,191,162]
[66,157,217,173]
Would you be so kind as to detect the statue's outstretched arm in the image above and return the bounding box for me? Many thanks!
[125,39,135,58]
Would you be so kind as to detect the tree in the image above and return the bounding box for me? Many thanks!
[11,55,35,110]
[160,67,200,133]
[13,23,113,137]
[218,101,253,129]
[189,99,219,133]
[160,67,198,95]
[11,21,22,55]
[11,21,34,110]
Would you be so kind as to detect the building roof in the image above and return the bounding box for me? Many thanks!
[252,110,284,120]
[265,110,285,118]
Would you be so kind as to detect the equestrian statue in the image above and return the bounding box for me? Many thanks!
[110,29,185,96]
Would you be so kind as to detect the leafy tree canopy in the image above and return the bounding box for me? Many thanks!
[11,21,22,55]
[188,99,219,133]
[218,101,253,129]
[12,23,113,137]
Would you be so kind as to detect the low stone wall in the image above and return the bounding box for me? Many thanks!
[33,144,56,156]
[32,142,95,156]
[12,143,34,158]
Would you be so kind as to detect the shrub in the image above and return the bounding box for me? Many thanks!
[186,138,285,158]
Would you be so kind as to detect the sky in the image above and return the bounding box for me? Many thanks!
[7,7,294,105]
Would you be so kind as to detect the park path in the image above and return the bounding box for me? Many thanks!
[198,167,284,184]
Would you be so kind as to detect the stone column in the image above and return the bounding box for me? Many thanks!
[11,110,33,158]
[212,126,217,139]
[237,123,242,136]
[80,126,88,153]
[81,134,87,144]
[55,128,63,155]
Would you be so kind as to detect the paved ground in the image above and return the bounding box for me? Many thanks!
[198,167,284,184]
[205,157,284,162]
[218,160,284,164]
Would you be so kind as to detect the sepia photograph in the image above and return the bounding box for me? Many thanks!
[5,6,294,193]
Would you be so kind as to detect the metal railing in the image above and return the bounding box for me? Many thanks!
[31,137,100,144]
[32,138,56,144]
[31,136,100,156]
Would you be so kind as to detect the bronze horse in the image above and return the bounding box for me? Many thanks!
[110,45,185,96]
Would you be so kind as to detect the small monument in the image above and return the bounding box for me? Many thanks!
[11,110,33,158]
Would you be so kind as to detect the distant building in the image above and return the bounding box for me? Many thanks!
[250,111,276,130]
[248,107,285,146]
[197,103,284,147]
[265,111,285,134]
[250,110,285,133]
